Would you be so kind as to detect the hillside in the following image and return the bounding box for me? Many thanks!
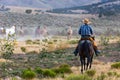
[47,0,120,16]
[0,0,100,9]
[79,0,120,16]
[0,11,120,37]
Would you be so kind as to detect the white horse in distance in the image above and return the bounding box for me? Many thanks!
[67,26,73,40]
[6,25,16,39]
[0,27,5,35]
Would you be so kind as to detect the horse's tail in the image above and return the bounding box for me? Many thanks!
[80,40,94,56]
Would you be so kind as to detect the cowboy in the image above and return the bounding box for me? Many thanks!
[74,18,100,56]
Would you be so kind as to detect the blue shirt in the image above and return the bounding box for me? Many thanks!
[78,24,93,37]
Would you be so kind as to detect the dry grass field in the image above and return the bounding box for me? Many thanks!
[0,36,120,80]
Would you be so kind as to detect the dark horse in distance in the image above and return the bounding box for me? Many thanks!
[78,40,94,73]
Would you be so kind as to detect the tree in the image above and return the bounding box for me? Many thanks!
[25,9,32,14]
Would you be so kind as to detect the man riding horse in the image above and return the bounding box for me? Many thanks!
[74,18,100,56]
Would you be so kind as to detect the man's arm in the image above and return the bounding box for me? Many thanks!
[90,26,93,35]
[78,26,81,35]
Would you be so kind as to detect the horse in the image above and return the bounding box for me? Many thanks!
[41,27,48,37]
[35,26,41,37]
[5,25,16,39]
[18,26,24,36]
[78,40,94,73]
[0,27,6,35]
[67,26,73,40]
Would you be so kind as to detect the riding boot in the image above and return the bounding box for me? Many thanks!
[94,46,100,56]
[73,40,81,56]
[73,46,79,56]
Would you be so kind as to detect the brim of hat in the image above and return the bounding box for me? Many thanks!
[82,21,92,24]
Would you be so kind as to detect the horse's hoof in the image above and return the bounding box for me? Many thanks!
[81,70,83,74]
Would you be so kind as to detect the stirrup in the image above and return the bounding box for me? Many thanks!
[96,50,101,54]
[73,51,78,56]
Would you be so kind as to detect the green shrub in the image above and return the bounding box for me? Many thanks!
[100,36,109,46]
[21,69,36,79]
[40,48,48,53]
[33,39,40,44]
[54,49,65,54]
[107,71,117,76]
[52,68,62,74]
[86,69,96,77]
[25,40,33,44]
[117,74,120,77]
[21,47,26,53]
[48,41,53,44]
[33,41,40,44]
[111,62,120,69]
[35,39,40,42]
[52,67,72,74]
[39,48,49,58]
[34,67,43,74]
[58,64,72,73]
[59,64,70,68]
[43,69,56,78]
[66,74,92,80]
[118,38,120,47]
[1,39,15,59]
[11,77,18,80]
[25,9,32,14]
[53,39,57,42]
[52,64,72,74]
[26,50,38,54]
[42,39,48,43]
[68,40,78,44]
[97,73,106,80]
[9,69,22,76]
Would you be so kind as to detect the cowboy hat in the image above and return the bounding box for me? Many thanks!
[82,18,91,24]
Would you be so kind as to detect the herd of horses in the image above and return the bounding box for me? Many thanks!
[35,26,48,37]
[0,25,74,40]
[0,26,48,39]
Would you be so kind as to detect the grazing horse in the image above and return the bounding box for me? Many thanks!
[78,40,94,73]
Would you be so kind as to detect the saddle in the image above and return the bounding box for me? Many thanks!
[78,37,94,51]
[79,39,92,47]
